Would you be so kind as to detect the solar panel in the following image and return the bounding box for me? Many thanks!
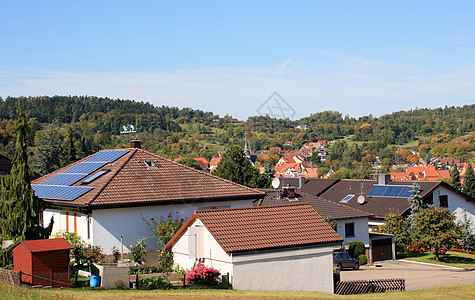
[41,173,86,186]
[85,150,129,163]
[64,162,107,175]
[384,186,402,197]
[368,186,387,197]
[32,185,92,201]
[368,185,414,198]
[82,169,110,184]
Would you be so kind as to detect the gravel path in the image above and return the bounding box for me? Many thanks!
[340,260,475,291]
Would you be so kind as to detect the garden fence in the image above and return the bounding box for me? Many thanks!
[334,278,405,295]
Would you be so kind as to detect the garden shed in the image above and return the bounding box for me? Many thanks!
[13,238,73,287]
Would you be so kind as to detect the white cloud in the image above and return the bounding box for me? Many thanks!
[1,58,474,120]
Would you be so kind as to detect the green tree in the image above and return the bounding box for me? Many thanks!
[213,146,271,188]
[412,207,460,261]
[377,212,411,253]
[408,183,429,216]
[463,164,475,199]
[177,158,201,170]
[62,127,78,167]
[32,123,64,175]
[449,164,461,191]
[0,100,53,242]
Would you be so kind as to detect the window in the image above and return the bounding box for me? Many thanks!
[144,160,157,168]
[340,194,354,203]
[439,195,448,208]
[345,222,355,238]
[82,169,110,184]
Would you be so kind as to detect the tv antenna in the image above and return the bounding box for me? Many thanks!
[357,183,366,204]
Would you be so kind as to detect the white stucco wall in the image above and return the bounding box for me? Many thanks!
[335,217,369,247]
[43,208,90,242]
[172,218,233,274]
[91,199,253,254]
[231,245,337,293]
[430,186,475,231]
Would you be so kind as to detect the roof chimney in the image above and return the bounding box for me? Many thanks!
[378,174,390,185]
[131,139,141,149]
[282,185,296,199]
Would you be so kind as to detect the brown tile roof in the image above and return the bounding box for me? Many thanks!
[278,178,339,196]
[15,238,73,252]
[32,148,264,208]
[255,190,373,220]
[166,203,342,253]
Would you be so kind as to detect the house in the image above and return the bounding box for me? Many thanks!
[209,156,222,171]
[0,153,12,176]
[13,238,73,288]
[318,174,475,230]
[165,204,342,292]
[255,188,373,249]
[32,141,264,254]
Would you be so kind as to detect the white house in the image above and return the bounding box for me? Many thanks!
[166,203,343,293]
[32,141,264,254]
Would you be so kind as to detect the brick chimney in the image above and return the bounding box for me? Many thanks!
[282,185,296,198]
[131,139,141,149]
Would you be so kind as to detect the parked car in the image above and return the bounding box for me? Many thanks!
[333,252,359,270]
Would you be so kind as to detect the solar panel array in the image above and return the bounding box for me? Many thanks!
[32,185,93,201]
[32,149,130,201]
[367,185,413,198]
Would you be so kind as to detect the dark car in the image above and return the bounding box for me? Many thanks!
[333,252,359,270]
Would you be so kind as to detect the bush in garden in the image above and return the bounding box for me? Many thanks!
[138,276,170,290]
[358,254,368,265]
[112,246,120,263]
[114,279,127,290]
[348,241,365,258]
[185,263,220,286]
[431,245,448,256]
[131,238,147,264]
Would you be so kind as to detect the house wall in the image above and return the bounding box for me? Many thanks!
[335,218,369,247]
[431,186,475,231]
[43,209,90,243]
[231,244,337,293]
[172,218,233,274]
[90,199,253,254]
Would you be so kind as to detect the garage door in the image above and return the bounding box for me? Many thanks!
[372,238,393,261]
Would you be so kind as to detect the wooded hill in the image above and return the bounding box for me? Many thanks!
[0,96,473,177]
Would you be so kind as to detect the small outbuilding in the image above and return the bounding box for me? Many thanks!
[166,203,343,293]
[13,238,73,287]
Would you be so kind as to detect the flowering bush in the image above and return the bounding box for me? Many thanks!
[406,242,427,253]
[185,263,221,286]
[431,245,448,255]
[450,248,475,254]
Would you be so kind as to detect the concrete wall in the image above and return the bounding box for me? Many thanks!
[335,217,369,247]
[93,263,129,289]
[231,245,337,293]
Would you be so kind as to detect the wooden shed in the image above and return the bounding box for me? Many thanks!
[13,238,73,287]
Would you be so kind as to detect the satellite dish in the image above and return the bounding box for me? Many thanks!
[272,178,280,189]
[357,195,366,204]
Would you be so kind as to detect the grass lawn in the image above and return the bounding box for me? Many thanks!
[3,284,475,300]
[401,250,475,268]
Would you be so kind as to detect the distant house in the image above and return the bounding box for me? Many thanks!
[173,157,210,172]
[296,125,309,130]
[166,204,342,292]
[209,156,222,171]
[0,153,12,176]
[32,141,264,254]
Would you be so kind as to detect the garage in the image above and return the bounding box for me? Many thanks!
[370,233,394,262]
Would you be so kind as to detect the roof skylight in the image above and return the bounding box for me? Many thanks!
[340,194,354,203]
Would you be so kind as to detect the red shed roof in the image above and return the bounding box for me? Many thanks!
[15,238,73,253]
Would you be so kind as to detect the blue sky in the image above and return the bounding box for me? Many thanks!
[1,1,474,120]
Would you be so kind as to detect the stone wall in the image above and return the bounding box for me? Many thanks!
[0,268,20,286]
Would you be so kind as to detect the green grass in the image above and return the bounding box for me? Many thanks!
[3,284,475,300]
[402,251,475,268]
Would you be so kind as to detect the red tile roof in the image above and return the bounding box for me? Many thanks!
[166,203,342,253]
[15,238,73,253]
[32,148,264,208]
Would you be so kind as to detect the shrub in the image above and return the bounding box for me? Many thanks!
[128,265,160,275]
[131,238,147,264]
[348,241,365,258]
[138,276,170,290]
[114,279,127,290]
[185,263,220,286]
[157,249,174,273]
[358,254,368,265]
[431,245,448,256]
[112,246,120,263]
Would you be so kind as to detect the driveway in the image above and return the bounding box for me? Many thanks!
[340,260,475,291]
